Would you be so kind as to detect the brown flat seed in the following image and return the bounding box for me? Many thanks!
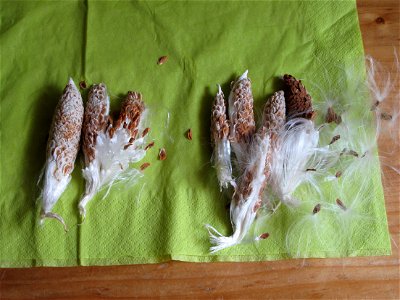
[335,171,342,178]
[329,135,341,145]
[157,56,168,65]
[306,168,317,172]
[79,80,87,89]
[259,233,270,240]
[124,144,132,150]
[142,127,150,137]
[336,198,346,210]
[187,128,193,140]
[158,148,167,160]
[381,112,393,120]
[145,141,155,150]
[129,137,135,144]
[313,204,321,214]
[140,162,150,171]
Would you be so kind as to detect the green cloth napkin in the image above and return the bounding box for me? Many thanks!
[0,0,391,267]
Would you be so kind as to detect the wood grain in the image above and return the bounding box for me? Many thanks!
[1,0,399,299]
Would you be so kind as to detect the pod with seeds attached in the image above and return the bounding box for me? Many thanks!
[282,74,315,120]
[207,89,286,253]
[211,85,234,190]
[40,78,84,231]
[79,86,149,218]
[228,70,256,167]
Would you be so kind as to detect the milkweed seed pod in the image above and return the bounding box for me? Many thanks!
[79,86,149,218]
[41,78,84,231]
[211,85,234,190]
[228,70,256,166]
[206,89,286,253]
[283,74,314,120]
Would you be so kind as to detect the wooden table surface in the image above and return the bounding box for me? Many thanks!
[1,0,399,299]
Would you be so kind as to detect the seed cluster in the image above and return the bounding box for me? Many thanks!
[211,88,230,143]
[230,77,255,143]
[82,84,109,164]
[283,74,314,120]
[47,80,84,181]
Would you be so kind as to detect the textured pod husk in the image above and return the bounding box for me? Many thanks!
[211,85,234,190]
[228,70,256,165]
[79,87,148,218]
[41,78,84,231]
[207,87,286,253]
[283,74,314,120]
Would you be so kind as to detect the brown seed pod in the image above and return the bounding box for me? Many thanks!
[158,148,167,160]
[229,71,255,144]
[157,56,168,65]
[282,74,314,120]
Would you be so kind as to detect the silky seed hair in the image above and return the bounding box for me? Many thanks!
[47,79,84,181]
[283,74,314,120]
[229,71,256,144]
[82,83,110,165]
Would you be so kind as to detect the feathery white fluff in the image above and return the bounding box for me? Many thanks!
[269,118,322,205]
[79,90,148,218]
[206,133,270,253]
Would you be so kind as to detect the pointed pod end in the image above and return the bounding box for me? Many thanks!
[217,84,222,94]
[239,70,249,80]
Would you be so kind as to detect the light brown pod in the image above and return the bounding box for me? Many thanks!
[41,78,84,231]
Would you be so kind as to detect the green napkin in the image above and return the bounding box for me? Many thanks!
[0,0,391,267]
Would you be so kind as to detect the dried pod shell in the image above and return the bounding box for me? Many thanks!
[228,70,255,144]
[260,90,286,136]
[283,74,314,120]
[82,83,110,165]
[41,78,84,230]
[79,88,148,218]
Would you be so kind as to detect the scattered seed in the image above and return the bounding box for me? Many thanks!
[145,141,155,151]
[340,148,359,157]
[142,127,150,137]
[336,198,347,210]
[157,56,168,65]
[306,168,317,172]
[335,171,342,178]
[312,204,321,214]
[124,144,132,150]
[187,128,193,140]
[329,135,341,145]
[158,148,167,160]
[259,233,270,240]
[129,137,135,144]
[371,101,380,111]
[140,162,150,171]
[325,107,341,124]
[381,112,393,120]
[79,80,87,89]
